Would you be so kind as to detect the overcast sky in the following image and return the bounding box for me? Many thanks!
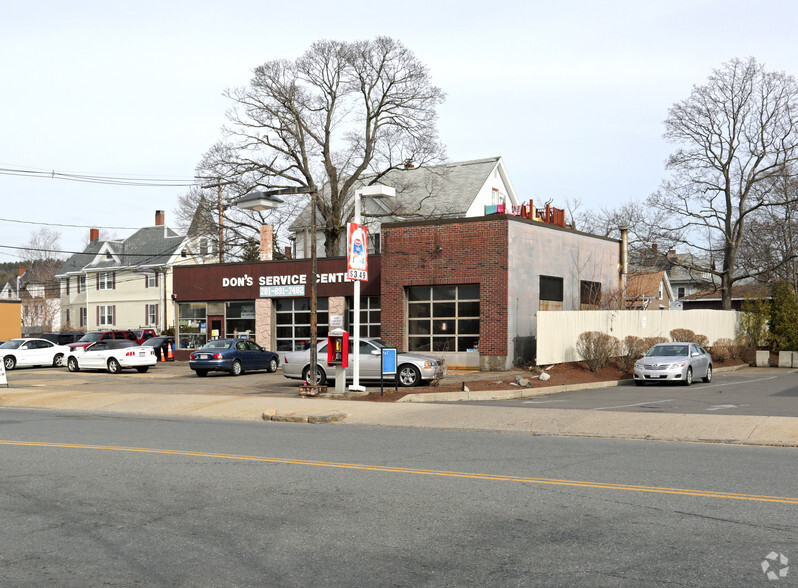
[3,0,798,260]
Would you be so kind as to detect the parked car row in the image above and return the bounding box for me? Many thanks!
[3,336,712,389]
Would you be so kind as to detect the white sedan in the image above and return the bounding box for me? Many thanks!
[66,340,157,374]
[0,338,70,370]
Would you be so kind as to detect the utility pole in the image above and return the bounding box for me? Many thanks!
[200,178,236,264]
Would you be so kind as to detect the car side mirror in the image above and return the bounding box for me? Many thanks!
[371,350,381,356]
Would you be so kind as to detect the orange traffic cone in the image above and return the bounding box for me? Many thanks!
[160,347,166,362]
[167,343,174,361]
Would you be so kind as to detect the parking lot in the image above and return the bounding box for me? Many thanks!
[1,361,305,397]
[466,367,798,417]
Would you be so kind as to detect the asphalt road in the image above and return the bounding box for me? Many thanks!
[464,368,798,417]
[0,408,795,586]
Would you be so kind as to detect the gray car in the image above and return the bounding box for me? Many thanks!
[633,342,712,386]
[282,338,447,387]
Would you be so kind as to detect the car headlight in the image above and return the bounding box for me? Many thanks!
[669,362,688,369]
[634,361,643,368]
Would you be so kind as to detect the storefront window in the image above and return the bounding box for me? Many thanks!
[178,303,207,349]
[275,297,329,352]
[346,295,381,338]
[226,301,256,339]
[407,285,480,353]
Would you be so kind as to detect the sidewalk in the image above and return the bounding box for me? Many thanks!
[1,373,796,447]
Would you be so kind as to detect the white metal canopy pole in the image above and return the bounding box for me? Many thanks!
[351,190,365,392]
[350,184,395,392]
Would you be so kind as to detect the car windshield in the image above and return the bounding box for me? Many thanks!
[142,338,164,346]
[201,340,232,350]
[0,340,23,349]
[79,333,103,343]
[648,345,689,357]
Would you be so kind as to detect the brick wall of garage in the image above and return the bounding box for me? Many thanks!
[380,217,510,369]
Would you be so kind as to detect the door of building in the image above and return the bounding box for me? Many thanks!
[208,315,224,340]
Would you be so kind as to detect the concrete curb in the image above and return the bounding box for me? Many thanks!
[399,364,748,404]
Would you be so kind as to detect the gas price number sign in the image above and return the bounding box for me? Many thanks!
[347,222,368,281]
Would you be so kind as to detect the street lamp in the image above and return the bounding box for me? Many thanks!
[237,186,320,385]
[350,184,395,392]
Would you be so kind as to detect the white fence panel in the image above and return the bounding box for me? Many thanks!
[536,310,740,365]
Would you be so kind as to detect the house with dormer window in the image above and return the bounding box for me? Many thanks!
[56,210,206,333]
[288,157,520,258]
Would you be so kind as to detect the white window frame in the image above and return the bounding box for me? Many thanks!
[79,307,87,328]
[78,275,87,293]
[98,305,113,326]
[98,272,113,291]
[146,304,158,326]
[146,273,157,288]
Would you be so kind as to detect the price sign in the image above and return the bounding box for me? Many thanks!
[347,269,368,281]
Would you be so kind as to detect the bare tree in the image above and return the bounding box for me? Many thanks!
[648,57,798,309]
[738,170,798,288]
[20,228,64,333]
[186,37,446,258]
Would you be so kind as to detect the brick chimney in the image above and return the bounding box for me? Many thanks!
[90,228,100,242]
[155,210,165,226]
[284,246,292,259]
[17,265,27,277]
[259,225,273,261]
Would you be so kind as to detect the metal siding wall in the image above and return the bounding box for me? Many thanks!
[536,310,740,364]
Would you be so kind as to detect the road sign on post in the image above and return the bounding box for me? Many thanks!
[381,347,397,396]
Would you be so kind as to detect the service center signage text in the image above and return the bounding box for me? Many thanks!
[222,272,352,288]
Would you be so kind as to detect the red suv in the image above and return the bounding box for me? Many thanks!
[132,328,158,344]
[67,330,139,351]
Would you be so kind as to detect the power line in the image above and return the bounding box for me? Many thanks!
[0,165,199,187]
[0,217,142,231]
[0,244,188,258]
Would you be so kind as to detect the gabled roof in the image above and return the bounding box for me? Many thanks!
[626,270,673,309]
[56,225,186,276]
[289,157,516,231]
[681,283,771,301]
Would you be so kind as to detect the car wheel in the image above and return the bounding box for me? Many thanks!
[231,360,243,376]
[107,358,121,374]
[136,366,149,373]
[195,369,208,377]
[67,357,80,372]
[268,357,279,373]
[682,367,693,386]
[3,356,16,370]
[703,364,712,383]
[302,365,326,386]
[53,353,64,367]
[398,364,421,387]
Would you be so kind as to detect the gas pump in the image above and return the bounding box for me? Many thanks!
[327,328,349,395]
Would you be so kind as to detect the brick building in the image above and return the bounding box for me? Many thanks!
[172,214,621,369]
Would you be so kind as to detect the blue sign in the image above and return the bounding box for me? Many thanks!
[381,347,397,375]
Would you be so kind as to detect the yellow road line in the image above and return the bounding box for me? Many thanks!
[2,440,796,505]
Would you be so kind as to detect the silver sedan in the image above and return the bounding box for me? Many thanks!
[282,338,446,387]
[633,342,712,386]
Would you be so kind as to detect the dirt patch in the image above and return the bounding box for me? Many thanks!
[351,358,747,402]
